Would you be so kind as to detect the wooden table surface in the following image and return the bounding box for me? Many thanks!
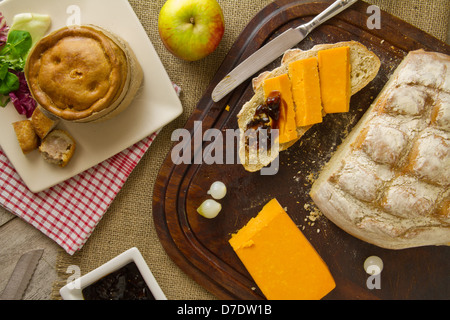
[0,10,449,302]
[0,210,58,300]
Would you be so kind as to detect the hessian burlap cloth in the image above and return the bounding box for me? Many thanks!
[49,0,450,300]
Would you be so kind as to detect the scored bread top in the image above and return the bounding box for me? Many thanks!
[310,49,450,249]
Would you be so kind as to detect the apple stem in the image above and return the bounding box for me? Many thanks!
[190,16,195,25]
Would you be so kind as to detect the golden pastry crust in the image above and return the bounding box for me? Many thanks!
[25,25,129,122]
[12,120,39,154]
[310,50,450,249]
[31,106,59,139]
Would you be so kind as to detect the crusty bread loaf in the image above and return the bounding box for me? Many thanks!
[310,50,450,249]
[39,129,76,167]
[238,41,381,172]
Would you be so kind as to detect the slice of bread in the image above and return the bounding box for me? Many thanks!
[31,106,59,139]
[238,41,381,172]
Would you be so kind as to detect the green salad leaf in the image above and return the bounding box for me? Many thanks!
[0,30,32,70]
[0,63,19,95]
[0,29,32,107]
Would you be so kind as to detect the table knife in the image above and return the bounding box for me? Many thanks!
[0,249,44,300]
[211,0,359,102]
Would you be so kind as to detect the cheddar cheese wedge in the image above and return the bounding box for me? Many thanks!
[262,74,298,144]
[229,198,336,300]
[289,57,323,126]
[318,46,351,113]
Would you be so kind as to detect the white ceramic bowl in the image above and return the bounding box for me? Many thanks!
[59,247,167,300]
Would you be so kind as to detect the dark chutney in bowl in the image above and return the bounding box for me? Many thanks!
[82,262,155,300]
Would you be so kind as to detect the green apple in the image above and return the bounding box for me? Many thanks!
[158,0,225,61]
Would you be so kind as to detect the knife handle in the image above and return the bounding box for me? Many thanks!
[299,0,358,32]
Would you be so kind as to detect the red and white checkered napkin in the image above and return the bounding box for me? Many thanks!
[0,132,157,255]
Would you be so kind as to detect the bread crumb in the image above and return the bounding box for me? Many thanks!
[304,202,323,224]
[306,172,316,184]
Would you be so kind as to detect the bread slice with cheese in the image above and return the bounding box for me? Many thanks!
[238,41,381,172]
[31,106,59,139]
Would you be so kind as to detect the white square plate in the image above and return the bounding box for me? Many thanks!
[0,0,182,193]
[59,247,167,300]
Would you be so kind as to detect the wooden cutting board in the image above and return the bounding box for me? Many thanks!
[153,0,450,300]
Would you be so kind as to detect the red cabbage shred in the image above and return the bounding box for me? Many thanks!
[9,71,36,118]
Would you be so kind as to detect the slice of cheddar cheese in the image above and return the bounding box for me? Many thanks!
[229,198,336,300]
[262,74,298,144]
[318,46,351,113]
[289,57,323,126]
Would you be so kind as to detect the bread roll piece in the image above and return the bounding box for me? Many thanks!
[31,106,59,139]
[12,120,39,154]
[310,50,450,250]
[238,41,381,172]
[39,129,76,167]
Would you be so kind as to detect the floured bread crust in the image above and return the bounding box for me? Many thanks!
[310,50,450,249]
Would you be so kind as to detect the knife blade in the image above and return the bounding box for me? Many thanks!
[0,249,44,300]
[212,0,359,102]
